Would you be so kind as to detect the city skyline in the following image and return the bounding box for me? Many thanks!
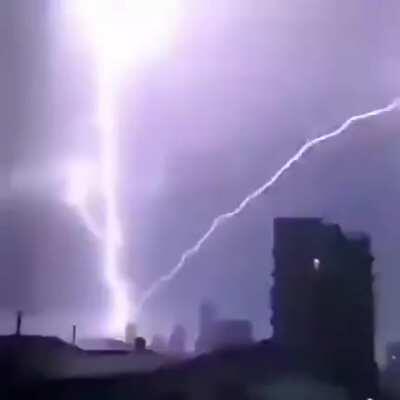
[1,0,400,367]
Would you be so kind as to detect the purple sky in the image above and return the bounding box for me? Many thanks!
[1,0,400,362]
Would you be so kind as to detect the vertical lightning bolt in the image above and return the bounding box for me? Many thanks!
[97,66,130,335]
[63,0,181,335]
[64,71,130,336]
[138,98,400,311]
[64,69,130,336]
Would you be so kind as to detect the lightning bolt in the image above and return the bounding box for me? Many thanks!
[138,98,400,312]
[97,67,130,335]
[61,0,181,335]
[64,69,130,336]
[65,161,103,240]
[75,205,103,240]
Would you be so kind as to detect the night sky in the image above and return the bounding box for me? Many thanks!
[1,0,400,363]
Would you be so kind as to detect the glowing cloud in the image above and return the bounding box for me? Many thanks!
[70,0,181,72]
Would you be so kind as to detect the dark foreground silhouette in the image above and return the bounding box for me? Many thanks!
[0,335,378,400]
[1,217,390,399]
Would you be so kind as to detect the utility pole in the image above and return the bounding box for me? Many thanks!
[16,310,23,335]
[72,324,77,345]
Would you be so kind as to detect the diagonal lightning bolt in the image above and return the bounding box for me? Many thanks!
[65,161,103,240]
[138,98,400,312]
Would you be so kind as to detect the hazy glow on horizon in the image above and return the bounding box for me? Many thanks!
[66,0,182,336]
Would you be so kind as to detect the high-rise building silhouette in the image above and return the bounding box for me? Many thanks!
[168,324,187,354]
[150,334,167,353]
[271,218,377,400]
[195,301,253,353]
[125,322,137,345]
[195,301,218,353]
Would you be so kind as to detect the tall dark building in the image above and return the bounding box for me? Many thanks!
[195,301,218,353]
[271,218,377,400]
[168,324,187,354]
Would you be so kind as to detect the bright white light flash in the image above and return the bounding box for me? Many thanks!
[138,98,400,311]
[72,0,181,71]
[97,70,129,335]
[69,0,182,335]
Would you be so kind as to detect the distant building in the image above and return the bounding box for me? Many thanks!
[125,323,137,345]
[150,334,167,353]
[271,218,377,400]
[134,337,147,352]
[195,301,253,353]
[211,320,253,350]
[168,325,187,354]
[195,301,218,353]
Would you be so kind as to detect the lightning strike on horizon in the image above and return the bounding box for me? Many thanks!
[64,72,129,335]
[97,68,129,335]
[65,71,129,335]
[138,98,400,312]
[68,0,182,335]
